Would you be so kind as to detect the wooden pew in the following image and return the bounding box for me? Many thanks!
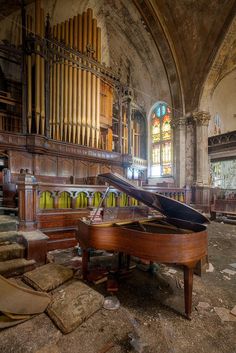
[210,198,236,220]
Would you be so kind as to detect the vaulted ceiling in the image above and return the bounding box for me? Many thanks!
[135,0,236,113]
[1,0,236,115]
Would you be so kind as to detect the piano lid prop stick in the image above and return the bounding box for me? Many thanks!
[90,186,110,224]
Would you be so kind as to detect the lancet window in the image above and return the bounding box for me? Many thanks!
[151,102,172,177]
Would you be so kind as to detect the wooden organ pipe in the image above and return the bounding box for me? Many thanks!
[35,0,41,134]
[77,14,82,144]
[68,18,73,142]
[60,22,65,140]
[86,8,93,146]
[64,20,69,141]
[81,12,87,146]
[72,16,78,144]
[40,7,45,135]
[96,27,101,148]
[91,18,97,148]
[27,15,32,134]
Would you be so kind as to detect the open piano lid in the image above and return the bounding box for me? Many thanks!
[98,173,209,224]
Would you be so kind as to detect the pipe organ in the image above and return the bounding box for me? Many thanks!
[26,3,115,149]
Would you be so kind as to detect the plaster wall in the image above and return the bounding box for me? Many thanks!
[208,70,236,136]
[0,0,171,117]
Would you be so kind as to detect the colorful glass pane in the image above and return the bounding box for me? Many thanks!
[152,144,160,164]
[151,102,172,177]
[162,105,166,115]
[152,117,161,142]
[162,116,171,140]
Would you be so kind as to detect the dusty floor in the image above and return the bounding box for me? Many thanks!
[0,221,236,353]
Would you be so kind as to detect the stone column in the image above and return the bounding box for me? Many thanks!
[185,116,195,187]
[171,117,186,187]
[193,111,211,186]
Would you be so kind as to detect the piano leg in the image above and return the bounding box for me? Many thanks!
[82,248,89,280]
[183,265,194,319]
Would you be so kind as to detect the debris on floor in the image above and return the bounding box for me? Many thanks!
[230,305,236,316]
[196,302,211,311]
[103,296,120,311]
[214,307,236,322]
[221,268,236,276]
[206,263,214,272]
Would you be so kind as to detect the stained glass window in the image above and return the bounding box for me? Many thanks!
[151,102,172,177]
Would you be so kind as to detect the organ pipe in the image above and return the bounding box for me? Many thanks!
[56,23,61,140]
[68,18,73,143]
[60,22,65,140]
[81,11,87,146]
[72,15,78,144]
[91,18,97,148]
[35,0,41,134]
[40,7,45,135]
[27,14,32,134]
[64,20,69,141]
[77,14,82,144]
[25,6,115,151]
[96,27,101,148]
[52,25,57,139]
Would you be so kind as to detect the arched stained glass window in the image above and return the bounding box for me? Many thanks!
[151,102,172,177]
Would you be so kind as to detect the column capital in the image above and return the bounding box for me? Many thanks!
[171,116,186,129]
[192,111,211,126]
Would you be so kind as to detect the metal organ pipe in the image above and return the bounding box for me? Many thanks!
[64,20,69,141]
[72,15,78,144]
[77,14,82,145]
[40,7,45,135]
[26,14,32,134]
[86,8,93,147]
[96,27,101,149]
[81,11,87,146]
[35,0,41,134]
[68,18,73,143]
[25,6,111,150]
[60,22,65,141]
[91,18,97,148]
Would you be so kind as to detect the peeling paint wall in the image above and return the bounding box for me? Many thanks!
[0,0,171,116]
[208,70,236,136]
[211,159,236,189]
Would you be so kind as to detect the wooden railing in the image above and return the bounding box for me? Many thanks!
[142,185,191,204]
[17,175,143,250]
[17,173,190,250]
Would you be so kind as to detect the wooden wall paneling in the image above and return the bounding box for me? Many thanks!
[100,164,111,174]
[88,163,99,177]
[8,151,33,174]
[35,155,57,176]
[74,160,88,179]
[57,157,74,177]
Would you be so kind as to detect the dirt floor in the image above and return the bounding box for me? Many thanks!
[0,221,236,353]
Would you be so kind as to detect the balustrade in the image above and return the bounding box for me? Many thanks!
[37,183,135,210]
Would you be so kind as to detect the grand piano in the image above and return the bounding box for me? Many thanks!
[77,173,209,319]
